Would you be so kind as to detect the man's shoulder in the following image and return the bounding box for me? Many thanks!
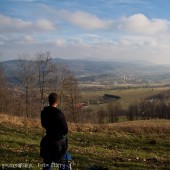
[41,107,63,117]
[41,106,49,113]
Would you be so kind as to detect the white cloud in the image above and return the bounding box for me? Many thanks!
[0,15,32,31]
[55,39,65,46]
[0,34,35,44]
[60,10,112,30]
[23,35,34,43]
[120,14,169,35]
[0,14,56,33]
[35,19,55,31]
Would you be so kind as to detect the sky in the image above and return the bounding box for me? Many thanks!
[0,0,170,64]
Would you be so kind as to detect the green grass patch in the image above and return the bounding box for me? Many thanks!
[0,115,170,169]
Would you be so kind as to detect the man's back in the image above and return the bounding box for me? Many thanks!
[41,106,68,140]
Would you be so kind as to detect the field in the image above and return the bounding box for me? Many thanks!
[80,84,170,109]
[0,113,170,170]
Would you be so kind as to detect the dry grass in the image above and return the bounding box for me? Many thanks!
[0,113,41,128]
[1,113,170,135]
[69,120,170,135]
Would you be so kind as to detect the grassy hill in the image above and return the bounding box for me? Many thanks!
[0,113,170,169]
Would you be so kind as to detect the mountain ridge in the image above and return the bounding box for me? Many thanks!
[1,58,170,84]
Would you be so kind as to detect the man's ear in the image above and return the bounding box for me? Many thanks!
[55,101,59,105]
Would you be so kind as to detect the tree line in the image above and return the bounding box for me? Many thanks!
[96,99,170,124]
[127,99,170,121]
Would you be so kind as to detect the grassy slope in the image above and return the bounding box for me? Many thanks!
[0,114,170,170]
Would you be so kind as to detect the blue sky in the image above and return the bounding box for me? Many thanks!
[0,0,170,64]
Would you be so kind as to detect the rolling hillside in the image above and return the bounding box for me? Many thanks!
[0,113,170,169]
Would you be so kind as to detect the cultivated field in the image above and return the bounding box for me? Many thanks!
[0,114,170,169]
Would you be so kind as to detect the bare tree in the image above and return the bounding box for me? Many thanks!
[107,102,122,123]
[97,107,106,124]
[60,67,80,122]
[0,53,25,116]
[0,55,13,115]
[66,74,80,122]
[53,64,80,122]
[35,51,56,108]
[17,54,37,117]
[0,61,7,113]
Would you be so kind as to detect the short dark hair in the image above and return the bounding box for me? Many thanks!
[48,93,58,105]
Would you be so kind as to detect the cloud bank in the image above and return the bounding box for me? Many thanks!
[0,8,170,64]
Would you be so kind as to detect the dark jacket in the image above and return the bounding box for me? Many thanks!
[41,106,68,139]
[40,106,68,161]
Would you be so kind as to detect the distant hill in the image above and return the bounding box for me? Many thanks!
[52,58,170,76]
[1,58,170,84]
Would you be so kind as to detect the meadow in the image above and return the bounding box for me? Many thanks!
[0,113,170,170]
[80,84,170,109]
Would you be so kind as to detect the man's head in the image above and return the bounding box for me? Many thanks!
[48,93,58,107]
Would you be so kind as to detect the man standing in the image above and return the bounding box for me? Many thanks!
[40,93,68,170]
